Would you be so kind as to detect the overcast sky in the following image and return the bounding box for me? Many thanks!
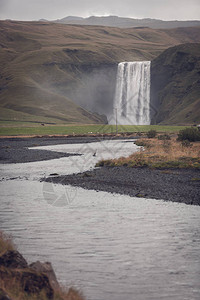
[0,0,199,21]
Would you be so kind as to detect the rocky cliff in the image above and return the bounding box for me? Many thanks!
[151,43,200,125]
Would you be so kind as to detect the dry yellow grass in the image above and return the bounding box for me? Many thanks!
[136,137,200,160]
[0,232,14,255]
[97,137,200,168]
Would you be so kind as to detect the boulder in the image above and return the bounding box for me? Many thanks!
[0,250,28,269]
[0,269,54,299]
[29,261,59,289]
[21,271,54,299]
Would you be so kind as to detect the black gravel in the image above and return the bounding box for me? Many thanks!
[0,136,108,164]
[44,166,200,206]
[0,136,135,164]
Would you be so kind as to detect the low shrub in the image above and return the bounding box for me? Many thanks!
[135,140,149,147]
[181,140,193,148]
[158,134,171,140]
[177,127,200,142]
[136,132,143,136]
[146,130,157,138]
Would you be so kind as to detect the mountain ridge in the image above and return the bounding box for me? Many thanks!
[0,21,200,124]
[53,15,200,29]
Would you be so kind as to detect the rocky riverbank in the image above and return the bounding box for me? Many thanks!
[44,166,200,206]
[0,232,84,300]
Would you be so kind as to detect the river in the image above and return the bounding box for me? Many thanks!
[0,139,200,300]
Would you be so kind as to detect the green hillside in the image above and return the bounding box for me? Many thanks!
[151,43,200,125]
[0,21,200,124]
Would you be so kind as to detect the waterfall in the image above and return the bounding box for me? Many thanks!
[109,61,151,125]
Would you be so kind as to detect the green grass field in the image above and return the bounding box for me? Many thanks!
[0,124,189,136]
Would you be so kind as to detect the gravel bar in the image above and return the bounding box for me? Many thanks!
[44,166,200,206]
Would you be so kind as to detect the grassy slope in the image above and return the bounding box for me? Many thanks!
[151,43,200,125]
[0,21,200,124]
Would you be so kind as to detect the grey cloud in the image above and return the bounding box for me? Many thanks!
[0,0,8,10]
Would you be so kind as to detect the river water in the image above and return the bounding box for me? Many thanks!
[0,139,200,300]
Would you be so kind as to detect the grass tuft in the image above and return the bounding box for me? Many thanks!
[0,232,15,255]
[146,129,157,138]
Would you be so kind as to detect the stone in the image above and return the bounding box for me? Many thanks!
[21,271,54,299]
[0,250,28,269]
[0,269,54,300]
[29,261,59,289]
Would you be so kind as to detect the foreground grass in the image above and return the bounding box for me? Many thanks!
[0,232,15,255]
[0,232,85,300]
[96,137,200,169]
[0,124,188,136]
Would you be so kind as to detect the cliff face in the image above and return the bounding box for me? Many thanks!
[0,20,200,124]
[151,43,200,125]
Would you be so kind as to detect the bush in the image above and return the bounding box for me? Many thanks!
[158,134,171,140]
[181,140,193,148]
[135,140,152,149]
[135,140,148,147]
[177,127,200,142]
[147,130,157,138]
[136,132,143,136]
